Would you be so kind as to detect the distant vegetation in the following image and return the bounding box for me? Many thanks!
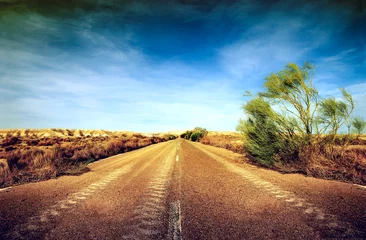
[235,62,365,184]
[0,129,177,187]
[180,127,208,142]
[352,116,366,137]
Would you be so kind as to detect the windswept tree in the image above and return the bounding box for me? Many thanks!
[238,62,356,165]
[259,62,319,143]
[237,97,282,165]
[317,88,355,140]
[352,116,366,138]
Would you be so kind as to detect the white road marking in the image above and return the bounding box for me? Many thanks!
[176,155,179,162]
[60,203,70,209]
[0,187,12,193]
[27,225,38,231]
[40,215,48,222]
[354,184,366,189]
[75,196,86,200]
[169,201,182,240]
[328,222,338,227]
[275,194,287,198]
[68,200,77,204]
[50,209,59,216]
[305,207,314,214]
[285,198,296,202]
[294,202,303,207]
[316,214,325,220]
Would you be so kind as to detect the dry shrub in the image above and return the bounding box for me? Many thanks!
[138,138,152,147]
[0,133,172,187]
[107,139,124,154]
[32,164,57,180]
[72,148,93,161]
[1,136,20,147]
[90,145,108,159]
[125,138,139,151]
[201,134,245,154]
[6,150,22,171]
[38,137,62,146]
[26,139,40,146]
[32,150,48,168]
[294,144,366,184]
[0,159,11,185]
[32,149,58,168]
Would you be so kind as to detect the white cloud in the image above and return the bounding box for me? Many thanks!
[218,15,309,81]
[1,1,362,132]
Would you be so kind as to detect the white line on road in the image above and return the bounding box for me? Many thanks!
[169,201,182,240]
[0,187,12,193]
[354,184,366,189]
[176,155,179,162]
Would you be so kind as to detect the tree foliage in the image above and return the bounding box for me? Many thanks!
[259,62,318,142]
[237,97,282,165]
[317,88,355,139]
[352,116,366,136]
[180,127,208,142]
[238,62,357,166]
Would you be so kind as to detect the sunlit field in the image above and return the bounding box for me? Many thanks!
[0,129,176,187]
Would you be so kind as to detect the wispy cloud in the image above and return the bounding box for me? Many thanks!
[0,1,364,131]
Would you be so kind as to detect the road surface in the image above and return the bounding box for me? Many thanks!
[0,139,365,239]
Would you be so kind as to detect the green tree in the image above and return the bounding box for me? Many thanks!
[317,88,355,140]
[190,132,199,142]
[259,62,318,143]
[180,127,207,142]
[352,116,366,137]
[237,62,356,165]
[239,97,282,165]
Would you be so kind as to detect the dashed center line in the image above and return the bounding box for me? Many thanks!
[354,184,366,189]
[0,187,12,193]
[169,201,182,240]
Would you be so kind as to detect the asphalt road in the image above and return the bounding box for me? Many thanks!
[0,139,365,239]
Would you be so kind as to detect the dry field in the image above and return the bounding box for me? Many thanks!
[200,131,245,154]
[201,132,366,185]
[0,129,176,187]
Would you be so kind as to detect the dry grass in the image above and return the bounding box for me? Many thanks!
[201,132,366,185]
[303,144,366,185]
[0,129,176,187]
[201,132,245,154]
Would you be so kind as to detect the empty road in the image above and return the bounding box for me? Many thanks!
[0,139,365,239]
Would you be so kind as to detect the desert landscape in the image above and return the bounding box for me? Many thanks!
[1,0,365,239]
[0,129,176,187]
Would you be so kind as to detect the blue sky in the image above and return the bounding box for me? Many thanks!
[0,0,365,132]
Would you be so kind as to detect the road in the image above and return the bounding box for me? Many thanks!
[0,139,365,239]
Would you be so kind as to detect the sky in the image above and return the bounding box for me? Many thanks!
[0,0,365,132]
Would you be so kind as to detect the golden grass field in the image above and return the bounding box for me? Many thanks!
[0,129,176,187]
